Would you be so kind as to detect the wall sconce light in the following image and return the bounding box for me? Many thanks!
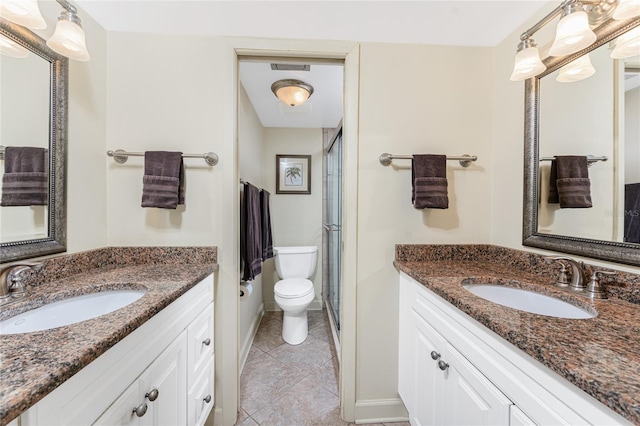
[0,34,29,58]
[556,52,596,82]
[0,0,90,61]
[271,79,314,107]
[610,25,640,58]
[510,0,640,82]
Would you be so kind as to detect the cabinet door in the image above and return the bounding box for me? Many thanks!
[188,302,214,385]
[509,406,537,426]
[442,342,512,426]
[139,332,188,426]
[413,311,447,426]
[94,380,141,426]
[398,274,416,414]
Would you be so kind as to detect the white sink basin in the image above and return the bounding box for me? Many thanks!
[0,290,146,335]
[463,284,596,319]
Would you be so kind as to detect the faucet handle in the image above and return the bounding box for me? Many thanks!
[552,261,570,288]
[586,270,617,300]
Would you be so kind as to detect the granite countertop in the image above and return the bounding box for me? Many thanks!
[0,247,217,425]
[395,252,640,425]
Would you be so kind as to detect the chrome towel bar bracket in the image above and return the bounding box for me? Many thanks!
[379,153,477,168]
[107,149,219,166]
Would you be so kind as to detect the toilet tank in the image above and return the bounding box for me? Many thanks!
[273,246,318,279]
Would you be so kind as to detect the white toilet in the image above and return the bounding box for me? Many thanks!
[273,246,317,345]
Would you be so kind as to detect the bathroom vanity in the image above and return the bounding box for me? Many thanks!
[0,247,217,426]
[396,244,640,425]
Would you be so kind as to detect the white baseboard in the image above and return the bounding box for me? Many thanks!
[264,300,323,312]
[239,303,264,374]
[354,398,409,424]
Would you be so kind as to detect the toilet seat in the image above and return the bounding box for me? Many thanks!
[274,278,314,299]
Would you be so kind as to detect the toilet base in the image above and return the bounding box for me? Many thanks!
[282,310,309,345]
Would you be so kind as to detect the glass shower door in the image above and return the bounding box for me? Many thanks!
[325,130,342,333]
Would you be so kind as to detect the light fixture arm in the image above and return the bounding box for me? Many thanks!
[519,0,573,41]
[55,0,78,15]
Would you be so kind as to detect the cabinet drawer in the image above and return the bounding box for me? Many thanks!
[188,361,215,426]
[188,303,214,383]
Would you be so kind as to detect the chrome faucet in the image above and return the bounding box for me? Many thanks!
[545,256,587,291]
[0,262,42,305]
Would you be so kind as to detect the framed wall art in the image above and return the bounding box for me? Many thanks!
[276,154,311,194]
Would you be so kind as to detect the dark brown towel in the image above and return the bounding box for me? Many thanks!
[550,156,592,208]
[260,189,274,260]
[241,183,263,281]
[548,160,559,204]
[141,151,184,209]
[1,146,47,206]
[412,154,448,209]
[625,183,640,243]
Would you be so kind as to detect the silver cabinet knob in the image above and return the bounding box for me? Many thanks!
[203,338,211,346]
[145,388,159,401]
[203,395,212,403]
[430,351,440,360]
[438,360,449,371]
[132,403,148,417]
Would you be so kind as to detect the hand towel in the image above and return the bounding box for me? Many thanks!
[547,160,559,204]
[260,189,274,260]
[551,156,592,208]
[624,183,640,244]
[240,182,263,281]
[141,151,184,209]
[1,146,47,206]
[412,154,448,209]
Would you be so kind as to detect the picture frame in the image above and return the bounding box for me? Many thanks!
[276,154,311,194]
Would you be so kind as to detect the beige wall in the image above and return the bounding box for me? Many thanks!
[238,83,265,368]
[355,42,494,415]
[260,127,324,311]
[625,86,640,184]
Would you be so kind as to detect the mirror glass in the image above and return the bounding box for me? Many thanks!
[524,18,640,266]
[0,20,68,263]
[0,46,51,243]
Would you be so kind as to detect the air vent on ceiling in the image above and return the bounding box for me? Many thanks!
[270,63,310,71]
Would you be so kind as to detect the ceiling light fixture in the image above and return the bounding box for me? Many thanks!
[0,0,90,61]
[610,25,640,58]
[511,0,640,82]
[271,79,314,107]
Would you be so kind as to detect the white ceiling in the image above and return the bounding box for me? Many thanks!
[75,1,550,128]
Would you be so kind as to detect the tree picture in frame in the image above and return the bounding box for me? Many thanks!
[276,154,311,194]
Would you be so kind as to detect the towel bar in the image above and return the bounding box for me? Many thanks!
[540,155,607,165]
[379,153,477,168]
[107,149,219,166]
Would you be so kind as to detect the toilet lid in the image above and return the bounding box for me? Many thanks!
[274,278,314,299]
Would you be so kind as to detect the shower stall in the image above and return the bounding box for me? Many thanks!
[324,128,342,336]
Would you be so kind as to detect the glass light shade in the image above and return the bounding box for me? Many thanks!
[0,0,46,29]
[611,26,640,59]
[271,80,314,107]
[0,34,29,58]
[549,10,597,56]
[556,54,596,82]
[46,19,90,61]
[510,46,546,81]
[613,0,640,20]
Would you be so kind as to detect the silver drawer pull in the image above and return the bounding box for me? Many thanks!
[145,388,159,401]
[203,338,211,346]
[430,351,440,360]
[438,360,449,371]
[203,394,212,404]
[133,403,148,417]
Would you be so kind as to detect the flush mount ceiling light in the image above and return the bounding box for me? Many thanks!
[0,0,90,61]
[510,0,640,82]
[271,79,314,107]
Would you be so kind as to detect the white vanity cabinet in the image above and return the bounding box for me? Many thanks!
[20,274,215,426]
[398,272,631,426]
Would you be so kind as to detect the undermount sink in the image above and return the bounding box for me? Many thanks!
[0,290,146,335]
[463,283,596,319]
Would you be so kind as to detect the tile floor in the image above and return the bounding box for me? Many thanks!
[237,310,409,426]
